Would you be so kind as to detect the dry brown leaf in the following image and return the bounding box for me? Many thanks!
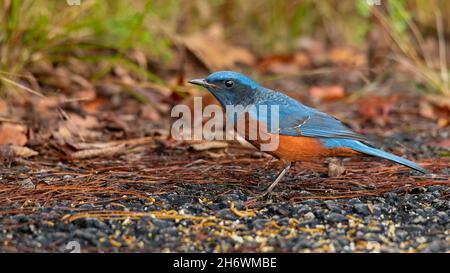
[141,105,161,121]
[0,144,38,158]
[0,99,8,115]
[70,137,155,150]
[425,94,450,109]
[437,118,448,128]
[257,52,311,74]
[190,141,228,151]
[52,113,102,144]
[82,98,103,114]
[11,145,39,158]
[70,75,96,96]
[419,100,436,120]
[357,95,399,126]
[308,85,345,101]
[68,113,100,129]
[0,123,27,146]
[114,66,136,85]
[423,95,450,128]
[181,25,255,71]
[34,96,59,113]
[328,47,366,67]
[427,139,450,148]
[70,144,126,159]
[128,49,148,69]
[52,125,74,144]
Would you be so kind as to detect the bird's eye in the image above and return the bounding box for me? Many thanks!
[224,80,234,88]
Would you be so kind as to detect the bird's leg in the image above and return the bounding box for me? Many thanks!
[245,160,291,206]
[261,160,291,196]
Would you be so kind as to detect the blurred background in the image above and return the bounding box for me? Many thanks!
[0,0,449,156]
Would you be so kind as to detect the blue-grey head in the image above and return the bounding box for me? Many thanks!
[188,71,261,107]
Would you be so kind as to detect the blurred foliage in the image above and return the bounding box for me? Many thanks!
[0,0,172,90]
[0,0,449,95]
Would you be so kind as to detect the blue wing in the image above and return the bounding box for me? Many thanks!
[256,91,368,142]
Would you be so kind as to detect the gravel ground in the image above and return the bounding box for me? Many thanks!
[0,151,448,253]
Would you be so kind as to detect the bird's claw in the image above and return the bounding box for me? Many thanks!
[244,190,273,207]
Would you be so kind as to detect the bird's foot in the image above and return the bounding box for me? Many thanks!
[244,190,273,207]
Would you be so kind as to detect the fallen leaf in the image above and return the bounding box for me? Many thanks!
[427,140,450,148]
[0,99,8,115]
[181,24,255,71]
[0,144,38,158]
[69,137,155,150]
[70,144,126,159]
[421,95,450,128]
[82,98,103,113]
[257,51,311,74]
[419,100,436,120]
[328,47,366,67]
[205,150,226,158]
[357,95,399,126]
[52,125,74,144]
[437,118,448,128]
[10,145,39,158]
[68,113,100,129]
[0,123,27,146]
[308,85,345,101]
[190,141,228,151]
[140,105,161,121]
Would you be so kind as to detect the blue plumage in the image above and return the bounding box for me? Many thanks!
[189,71,428,174]
[321,139,427,173]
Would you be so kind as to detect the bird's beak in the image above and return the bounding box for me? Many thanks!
[188,78,217,88]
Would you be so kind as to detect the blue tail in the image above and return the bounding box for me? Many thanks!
[322,139,428,174]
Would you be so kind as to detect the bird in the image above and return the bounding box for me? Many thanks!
[189,71,428,196]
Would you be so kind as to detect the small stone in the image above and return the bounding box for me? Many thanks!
[304,212,315,220]
[298,190,313,196]
[294,205,311,216]
[85,218,107,229]
[353,204,370,216]
[436,211,448,222]
[152,219,173,228]
[327,212,346,223]
[303,199,320,206]
[253,219,268,229]
[348,198,361,205]
[216,209,238,220]
[314,209,325,219]
[278,217,290,226]
[412,215,427,224]
[371,205,381,216]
